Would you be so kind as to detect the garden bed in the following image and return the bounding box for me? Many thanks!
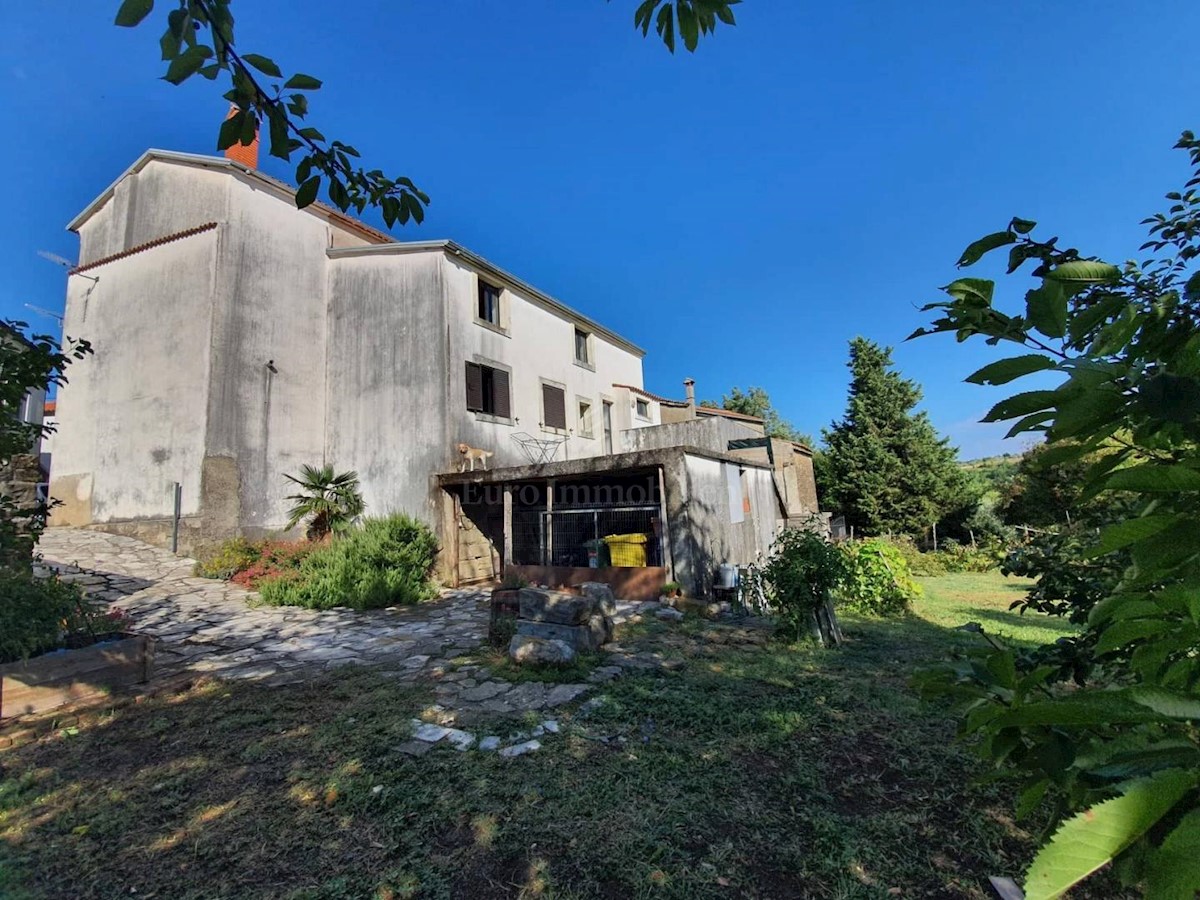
[0,632,154,720]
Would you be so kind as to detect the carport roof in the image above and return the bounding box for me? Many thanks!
[438,445,771,487]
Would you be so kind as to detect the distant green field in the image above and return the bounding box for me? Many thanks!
[913,570,1077,648]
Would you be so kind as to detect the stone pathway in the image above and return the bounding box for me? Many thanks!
[37,528,490,690]
[33,529,771,756]
[33,529,664,728]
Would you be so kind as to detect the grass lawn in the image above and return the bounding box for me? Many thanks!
[913,571,1079,648]
[0,574,1116,900]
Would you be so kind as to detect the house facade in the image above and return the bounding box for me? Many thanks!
[51,147,821,596]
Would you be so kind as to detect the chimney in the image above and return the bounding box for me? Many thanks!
[223,105,259,169]
[683,378,696,414]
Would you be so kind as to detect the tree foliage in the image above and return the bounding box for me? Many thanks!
[913,131,1200,899]
[283,464,364,541]
[115,0,741,228]
[0,322,91,567]
[701,385,812,445]
[821,337,970,537]
[750,525,846,643]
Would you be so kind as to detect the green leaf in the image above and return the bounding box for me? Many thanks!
[966,354,1057,386]
[241,54,282,78]
[982,390,1059,423]
[957,231,1016,267]
[1045,260,1121,285]
[295,176,321,210]
[942,278,994,305]
[1067,293,1127,346]
[1024,769,1197,900]
[1026,281,1068,338]
[1129,687,1200,721]
[267,108,290,160]
[164,44,213,85]
[656,3,675,52]
[678,3,700,51]
[1086,515,1180,558]
[284,73,323,90]
[1010,217,1037,234]
[1094,619,1172,655]
[1106,464,1200,493]
[1146,809,1200,900]
[216,112,244,151]
[115,0,154,27]
[997,694,1163,728]
[1185,271,1200,304]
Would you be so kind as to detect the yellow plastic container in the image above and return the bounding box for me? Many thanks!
[603,533,648,567]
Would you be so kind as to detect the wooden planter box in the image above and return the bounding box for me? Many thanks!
[0,633,154,721]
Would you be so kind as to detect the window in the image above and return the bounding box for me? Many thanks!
[635,397,650,420]
[577,399,593,438]
[465,361,511,419]
[574,328,591,366]
[602,401,613,453]
[477,280,502,326]
[542,383,567,430]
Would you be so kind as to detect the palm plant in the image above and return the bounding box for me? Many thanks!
[283,464,364,541]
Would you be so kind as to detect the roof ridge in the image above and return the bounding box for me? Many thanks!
[72,222,218,274]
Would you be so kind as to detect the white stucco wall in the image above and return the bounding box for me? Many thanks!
[441,253,646,468]
[324,251,448,527]
[205,176,333,530]
[50,229,218,524]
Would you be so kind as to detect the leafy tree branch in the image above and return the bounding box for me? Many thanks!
[115,0,742,228]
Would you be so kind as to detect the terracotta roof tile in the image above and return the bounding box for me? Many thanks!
[71,222,218,274]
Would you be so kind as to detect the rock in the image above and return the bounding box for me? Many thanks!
[459,681,510,702]
[546,683,590,707]
[656,608,685,622]
[579,582,617,616]
[479,736,501,751]
[635,601,662,614]
[506,682,549,711]
[515,617,611,653]
[371,785,384,795]
[509,634,576,666]
[519,588,593,625]
[444,728,476,751]
[412,723,451,743]
[587,665,623,683]
[531,725,545,737]
[541,720,560,734]
[499,739,542,758]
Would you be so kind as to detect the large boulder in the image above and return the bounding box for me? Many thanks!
[509,634,576,666]
[578,582,617,617]
[519,587,593,625]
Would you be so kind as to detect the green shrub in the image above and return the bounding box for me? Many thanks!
[838,539,921,616]
[0,572,86,664]
[752,527,847,642]
[258,514,439,610]
[876,536,1003,577]
[194,536,264,580]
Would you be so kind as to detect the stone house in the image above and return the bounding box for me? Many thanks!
[50,143,822,597]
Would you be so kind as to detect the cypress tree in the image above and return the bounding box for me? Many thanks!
[821,337,966,536]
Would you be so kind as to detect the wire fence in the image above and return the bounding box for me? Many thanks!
[512,505,662,567]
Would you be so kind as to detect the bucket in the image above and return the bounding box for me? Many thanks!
[716,563,739,590]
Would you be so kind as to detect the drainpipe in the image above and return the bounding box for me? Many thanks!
[683,378,696,418]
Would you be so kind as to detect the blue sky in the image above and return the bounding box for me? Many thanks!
[2,1,1197,458]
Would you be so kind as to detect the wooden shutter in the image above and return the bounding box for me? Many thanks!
[492,368,511,419]
[465,362,483,411]
[542,384,566,429]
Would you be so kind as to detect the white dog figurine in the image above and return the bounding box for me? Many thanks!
[457,443,494,472]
